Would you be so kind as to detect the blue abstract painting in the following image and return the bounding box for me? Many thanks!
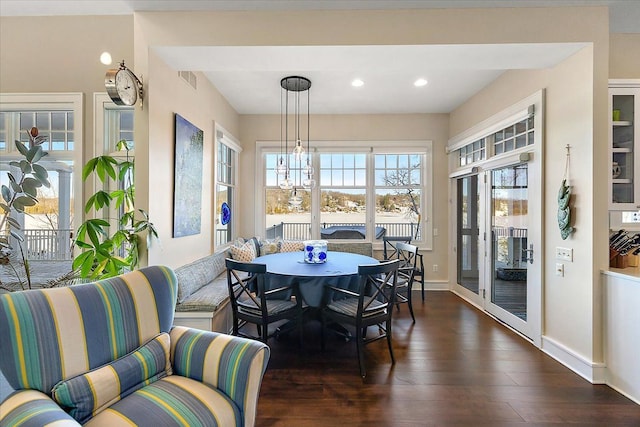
[173,114,203,237]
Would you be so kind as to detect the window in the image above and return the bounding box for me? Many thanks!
[375,153,422,240]
[457,138,485,167]
[0,93,83,260]
[320,153,367,238]
[492,116,534,155]
[215,128,241,248]
[259,141,432,248]
[449,105,537,173]
[265,152,311,240]
[105,108,134,150]
[93,96,135,257]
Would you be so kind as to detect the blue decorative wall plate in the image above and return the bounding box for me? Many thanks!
[221,202,231,225]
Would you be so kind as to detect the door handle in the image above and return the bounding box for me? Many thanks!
[522,244,534,264]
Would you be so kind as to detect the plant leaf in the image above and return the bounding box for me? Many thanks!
[116,139,131,152]
[1,185,10,203]
[32,164,50,188]
[15,140,29,156]
[15,195,37,207]
[22,178,41,198]
[10,230,25,242]
[7,216,21,229]
[82,158,99,181]
[27,145,44,163]
[10,181,22,193]
[19,160,32,174]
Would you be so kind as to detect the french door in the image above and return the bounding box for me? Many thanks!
[454,159,541,343]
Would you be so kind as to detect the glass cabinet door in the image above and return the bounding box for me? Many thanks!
[610,87,639,209]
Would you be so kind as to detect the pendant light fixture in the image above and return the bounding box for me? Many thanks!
[276,76,315,205]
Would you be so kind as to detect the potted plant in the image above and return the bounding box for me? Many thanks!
[0,128,51,290]
[73,140,158,279]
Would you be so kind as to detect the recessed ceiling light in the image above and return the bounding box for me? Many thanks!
[414,78,428,87]
[351,79,364,87]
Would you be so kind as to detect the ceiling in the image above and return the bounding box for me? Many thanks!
[2,1,638,114]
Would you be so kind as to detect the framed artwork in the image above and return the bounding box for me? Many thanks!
[173,113,204,237]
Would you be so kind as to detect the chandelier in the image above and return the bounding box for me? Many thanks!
[275,76,315,206]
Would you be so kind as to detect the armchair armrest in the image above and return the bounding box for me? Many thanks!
[0,390,81,427]
[170,326,270,427]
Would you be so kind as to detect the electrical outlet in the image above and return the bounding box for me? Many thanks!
[432,264,438,272]
[622,211,640,223]
[555,263,564,277]
[556,247,573,262]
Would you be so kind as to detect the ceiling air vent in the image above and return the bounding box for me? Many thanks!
[179,71,197,90]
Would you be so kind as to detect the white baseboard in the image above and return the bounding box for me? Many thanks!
[409,280,450,293]
[541,335,606,384]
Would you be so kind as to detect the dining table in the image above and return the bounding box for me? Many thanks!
[252,251,380,307]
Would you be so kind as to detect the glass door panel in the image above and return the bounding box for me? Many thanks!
[457,175,480,295]
[490,164,528,321]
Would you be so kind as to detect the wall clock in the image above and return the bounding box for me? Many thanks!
[105,60,144,108]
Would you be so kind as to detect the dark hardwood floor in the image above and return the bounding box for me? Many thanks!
[256,292,640,426]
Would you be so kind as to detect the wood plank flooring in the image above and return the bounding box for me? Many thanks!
[256,292,640,426]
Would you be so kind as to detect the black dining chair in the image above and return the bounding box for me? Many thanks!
[321,259,400,378]
[393,241,420,323]
[383,236,425,301]
[382,235,412,260]
[225,258,304,346]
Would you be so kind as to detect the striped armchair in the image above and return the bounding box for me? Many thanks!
[0,266,270,427]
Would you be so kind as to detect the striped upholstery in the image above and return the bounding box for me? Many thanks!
[170,326,270,427]
[52,332,172,424]
[85,376,240,427]
[0,265,270,427]
[0,390,80,427]
[0,266,176,394]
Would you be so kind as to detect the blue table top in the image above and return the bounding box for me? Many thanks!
[253,251,379,277]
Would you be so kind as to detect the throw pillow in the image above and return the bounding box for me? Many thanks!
[52,333,171,424]
[280,240,304,253]
[229,239,257,262]
[259,237,282,255]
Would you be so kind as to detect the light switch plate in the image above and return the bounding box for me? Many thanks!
[555,263,564,277]
[556,247,573,262]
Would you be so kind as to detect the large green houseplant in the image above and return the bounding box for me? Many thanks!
[0,128,51,290]
[73,140,158,279]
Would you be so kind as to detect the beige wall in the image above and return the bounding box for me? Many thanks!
[450,43,607,364]
[141,50,240,268]
[239,113,450,280]
[610,34,640,78]
[0,14,133,202]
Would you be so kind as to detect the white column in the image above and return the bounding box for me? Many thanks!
[58,170,71,260]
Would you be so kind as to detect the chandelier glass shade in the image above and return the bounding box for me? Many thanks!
[276,76,315,204]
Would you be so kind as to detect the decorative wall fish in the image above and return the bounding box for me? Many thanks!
[558,179,574,240]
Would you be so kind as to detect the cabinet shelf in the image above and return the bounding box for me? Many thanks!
[613,120,633,127]
[613,179,633,184]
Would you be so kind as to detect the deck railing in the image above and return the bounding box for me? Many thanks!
[264,222,420,241]
[3,229,73,261]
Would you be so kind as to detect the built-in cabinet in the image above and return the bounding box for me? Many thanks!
[601,270,640,404]
[609,81,640,210]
